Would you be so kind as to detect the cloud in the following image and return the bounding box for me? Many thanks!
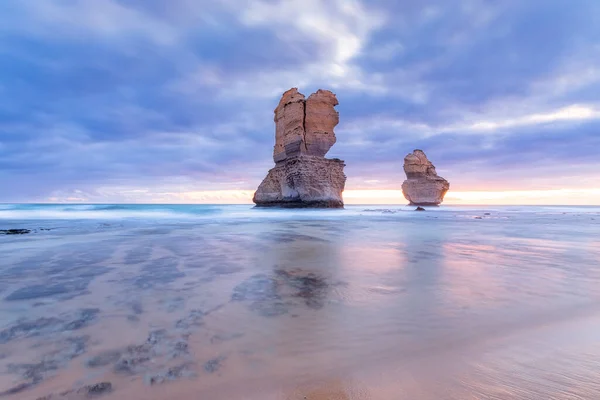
[0,0,599,202]
[0,1,179,45]
[168,0,388,97]
[459,104,600,132]
[340,103,600,139]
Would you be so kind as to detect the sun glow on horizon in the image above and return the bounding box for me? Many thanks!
[344,189,600,205]
[45,188,600,205]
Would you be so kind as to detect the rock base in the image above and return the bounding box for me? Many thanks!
[401,177,449,206]
[254,200,344,209]
[253,156,346,208]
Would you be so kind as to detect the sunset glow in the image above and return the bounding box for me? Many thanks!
[344,189,600,205]
[47,189,600,205]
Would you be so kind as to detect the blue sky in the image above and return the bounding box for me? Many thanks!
[1,0,599,203]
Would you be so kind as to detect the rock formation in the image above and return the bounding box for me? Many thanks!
[401,150,449,205]
[254,88,346,208]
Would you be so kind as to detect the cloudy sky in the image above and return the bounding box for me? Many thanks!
[1,0,599,204]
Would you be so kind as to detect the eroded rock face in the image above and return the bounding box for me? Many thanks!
[273,88,306,163]
[401,150,449,205]
[304,90,339,157]
[255,88,346,208]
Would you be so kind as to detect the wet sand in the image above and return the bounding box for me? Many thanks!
[1,206,599,399]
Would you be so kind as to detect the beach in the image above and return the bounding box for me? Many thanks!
[1,204,600,399]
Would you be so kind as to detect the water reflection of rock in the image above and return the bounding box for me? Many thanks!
[401,232,450,336]
[231,268,331,316]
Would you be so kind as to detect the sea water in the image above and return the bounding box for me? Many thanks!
[0,204,599,399]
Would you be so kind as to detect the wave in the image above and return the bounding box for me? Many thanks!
[0,204,363,220]
[0,204,226,220]
[0,204,598,221]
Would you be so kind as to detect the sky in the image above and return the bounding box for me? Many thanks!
[1,0,599,205]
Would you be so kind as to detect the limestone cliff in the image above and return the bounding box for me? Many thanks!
[401,150,449,206]
[254,88,346,208]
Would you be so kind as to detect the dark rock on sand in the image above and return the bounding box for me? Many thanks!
[265,232,327,243]
[81,382,113,396]
[210,332,244,344]
[130,301,144,315]
[296,272,329,295]
[145,363,196,385]
[146,329,168,345]
[175,310,205,330]
[0,308,99,343]
[62,336,89,360]
[114,329,167,374]
[0,317,62,343]
[63,308,100,330]
[0,229,31,235]
[86,350,122,368]
[248,301,290,317]
[4,336,90,393]
[5,282,88,301]
[204,356,226,373]
[276,269,329,310]
[233,270,332,315]
[208,264,244,276]
[7,360,60,386]
[113,345,152,374]
[0,382,35,396]
[171,340,189,358]
[114,329,190,375]
[35,382,113,399]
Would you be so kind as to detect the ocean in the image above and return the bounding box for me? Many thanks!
[1,204,599,399]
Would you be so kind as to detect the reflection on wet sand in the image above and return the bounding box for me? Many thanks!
[1,209,600,399]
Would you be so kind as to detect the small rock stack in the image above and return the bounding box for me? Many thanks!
[401,150,449,205]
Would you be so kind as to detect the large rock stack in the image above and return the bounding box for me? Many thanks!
[253,88,346,208]
[401,150,450,205]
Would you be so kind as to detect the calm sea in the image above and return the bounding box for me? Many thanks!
[1,204,599,399]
